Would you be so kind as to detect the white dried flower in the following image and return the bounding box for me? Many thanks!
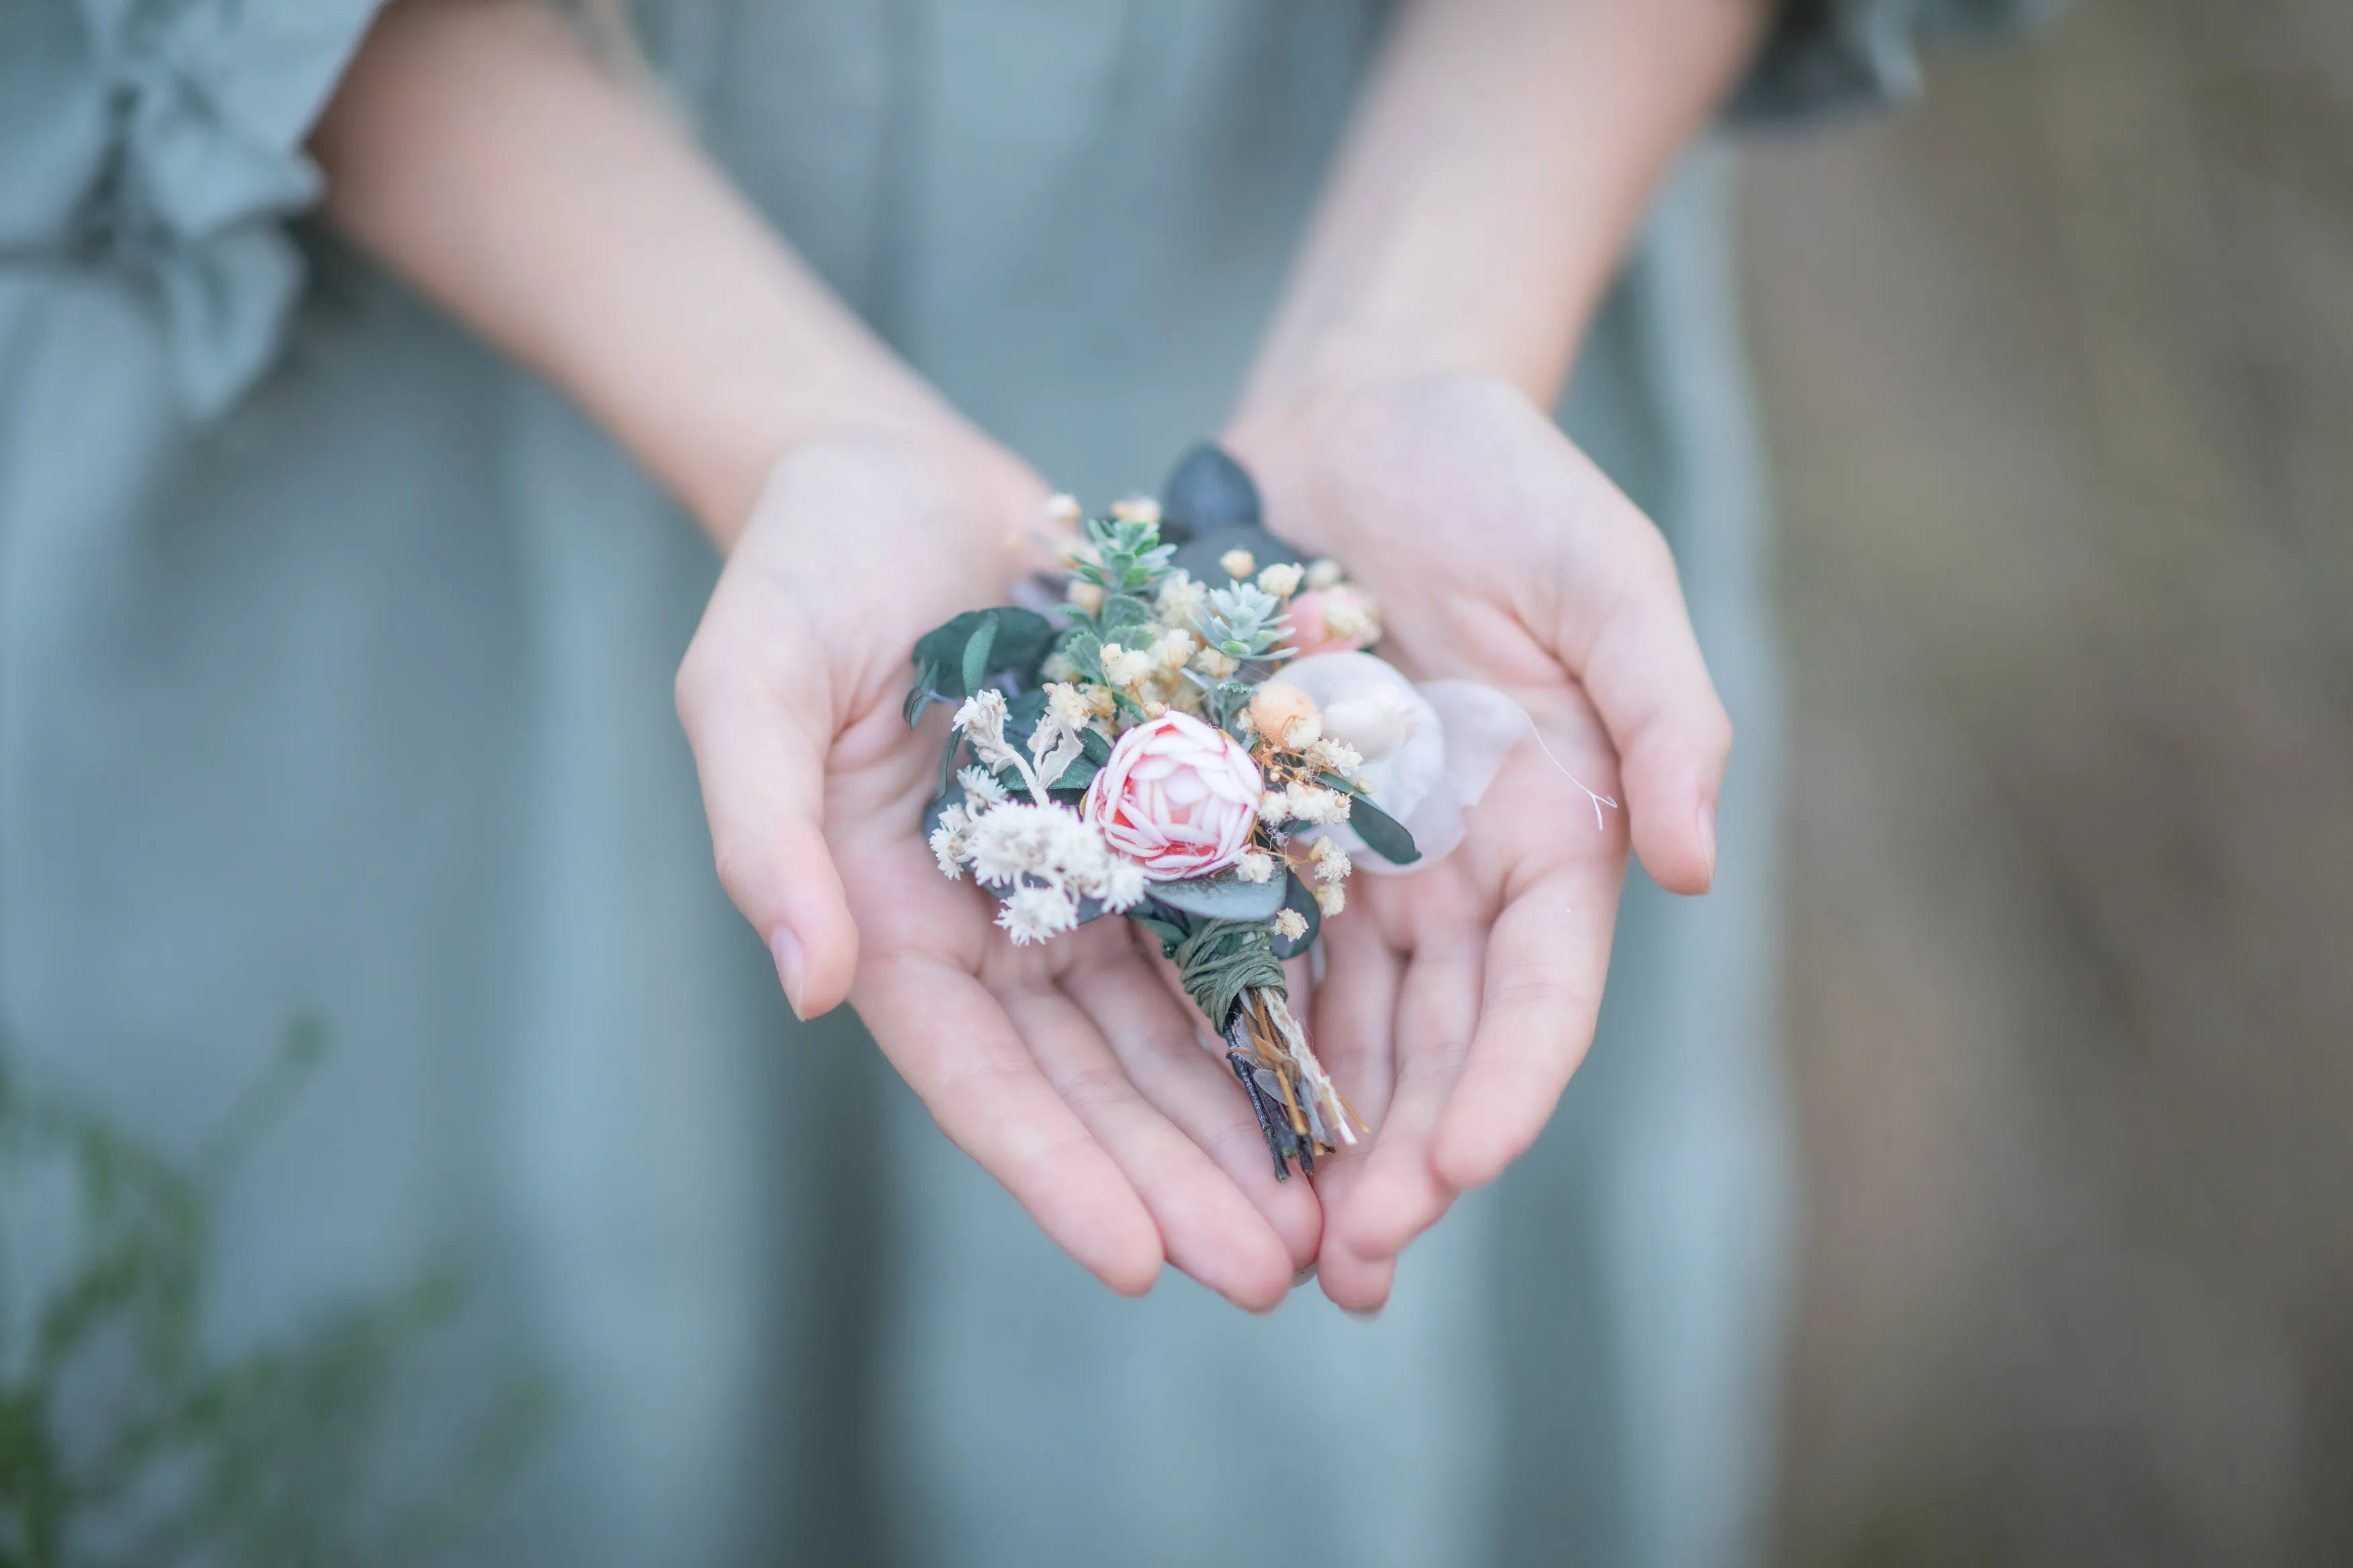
[998,883,1080,945]
[1312,880,1347,917]
[1284,782,1351,826]
[1273,909,1310,942]
[1309,837,1353,883]
[1045,493,1082,524]
[1109,495,1162,526]
[1040,650,1079,683]
[929,825,965,878]
[1257,562,1303,598]
[1304,558,1344,591]
[1259,789,1291,824]
[1236,850,1276,884]
[957,766,1010,809]
[1067,581,1106,614]
[965,807,1039,886]
[953,688,1008,737]
[1218,548,1257,581]
[1092,858,1148,912]
[1155,570,1207,624]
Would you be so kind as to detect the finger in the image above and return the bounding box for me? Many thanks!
[1000,981,1296,1312]
[1562,479,1732,897]
[676,616,859,1018]
[1306,917,1404,1311]
[1333,930,1484,1266]
[1431,857,1618,1191]
[853,953,1162,1296]
[1062,945,1324,1273]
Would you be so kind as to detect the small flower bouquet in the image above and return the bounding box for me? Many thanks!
[909,446,1526,1178]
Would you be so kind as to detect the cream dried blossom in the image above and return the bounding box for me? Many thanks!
[1109,495,1162,526]
[1218,548,1256,581]
[1040,649,1079,683]
[1273,909,1310,942]
[1257,562,1304,598]
[1312,880,1347,917]
[1301,736,1364,776]
[1045,493,1082,525]
[1236,850,1277,884]
[1150,628,1197,670]
[1095,643,1152,689]
[1191,645,1240,682]
[1045,682,1093,731]
[1304,558,1344,591]
[1259,788,1291,825]
[1066,581,1107,615]
[1309,836,1353,884]
[1155,569,1208,626]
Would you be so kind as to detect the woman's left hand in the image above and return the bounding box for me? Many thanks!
[1228,369,1732,1311]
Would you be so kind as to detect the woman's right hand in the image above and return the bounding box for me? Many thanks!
[675,431,1322,1311]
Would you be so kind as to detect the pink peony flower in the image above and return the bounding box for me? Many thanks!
[1081,711,1263,880]
[1285,586,1377,657]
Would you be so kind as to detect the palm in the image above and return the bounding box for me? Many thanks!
[1234,372,1728,1309]
[679,434,1318,1310]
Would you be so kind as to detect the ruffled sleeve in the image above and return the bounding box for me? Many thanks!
[1728,0,2060,126]
[3,0,385,415]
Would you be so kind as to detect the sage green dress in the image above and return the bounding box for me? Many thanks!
[0,2,2038,1563]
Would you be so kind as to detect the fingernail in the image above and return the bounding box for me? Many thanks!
[769,925,807,1020]
[1291,1262,1319,1288]
[1343,1305,1385,1322]
[1696,800,1718,885]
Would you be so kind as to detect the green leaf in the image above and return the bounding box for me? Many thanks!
[1271,870,1321,958]
[911,608,1054,698]
[1318,772,1422,865]
[959,616,998,698]
[1099,594,1154,638]
[1144,870,1287,921]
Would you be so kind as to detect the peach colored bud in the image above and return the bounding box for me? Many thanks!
[1248,681,1320,750]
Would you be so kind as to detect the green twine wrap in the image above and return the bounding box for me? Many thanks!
[1170,919,1286,1030]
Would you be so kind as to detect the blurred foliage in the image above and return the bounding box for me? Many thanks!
[0,1023,547,1567]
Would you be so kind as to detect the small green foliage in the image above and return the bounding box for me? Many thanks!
[1070,516,1174,598]
[0,1027,547,1566]
[1194,583,1293,667]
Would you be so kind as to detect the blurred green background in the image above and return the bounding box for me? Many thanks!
[1741,0,2353,1562]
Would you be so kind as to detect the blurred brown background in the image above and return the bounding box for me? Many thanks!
[1739,0,2353,1563]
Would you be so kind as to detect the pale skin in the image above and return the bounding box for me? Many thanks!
[315,0,1763,1314]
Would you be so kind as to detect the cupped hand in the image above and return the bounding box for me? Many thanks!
[1227,370,1733,1311]
[676,431,1320,1310]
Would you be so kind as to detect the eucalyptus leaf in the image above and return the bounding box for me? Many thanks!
[959,616,998,697]
[1317,771,1423,866]
[1144,870,1287,921]
[908,608,1055,713]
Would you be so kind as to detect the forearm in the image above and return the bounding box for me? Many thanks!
[313,0,967,547]
[1232,0,1766,429]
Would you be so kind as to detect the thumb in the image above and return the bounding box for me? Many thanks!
[675,626,859,1018]
[1564,503,1732,896]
